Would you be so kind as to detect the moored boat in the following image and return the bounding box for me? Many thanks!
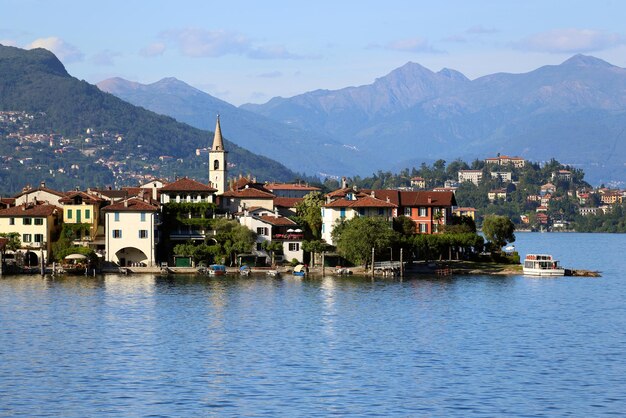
[523,254,565,276]
[292,264,307,277]
[207,264,227,276]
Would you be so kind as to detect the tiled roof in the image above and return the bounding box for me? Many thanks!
[274,197,303,208]
[0,203,60,217]
[258,215,298,226]
[324,195,397,208]
[265,183,321,191]
[59,191,104,204]
[222,187,275,198]
[397,191,456,207]
[160,177,217,192]
[326,187,368,199]
[13,186,65,199]
[102,198,158,212]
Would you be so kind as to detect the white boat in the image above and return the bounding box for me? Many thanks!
[523,254,565,276]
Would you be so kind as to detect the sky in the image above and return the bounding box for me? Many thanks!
[3,0,626,105]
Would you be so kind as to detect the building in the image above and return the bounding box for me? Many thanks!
[221,177,276,213]
[102,198,160,267]
[159,177,217,204]
[488,188,508,202]
[238,208,304,264]
[458,170,483,185]
[0,202,62,266]
[484,155,526,168]
[454,207,476,220]
[321,193,396,245]
[13,182,65,206]
[410,177,426,189]
[58,191,105,248]
[552,170,572,182]
[208,115,228,195]
[264,183,320,198]
[540,183,556,195]
[490,171,512,182]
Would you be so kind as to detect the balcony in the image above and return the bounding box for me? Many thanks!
[272,233,304,241]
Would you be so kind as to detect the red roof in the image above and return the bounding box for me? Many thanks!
[12,186,65,199]
[274,197,303,208]
[258,215,298,226]
[265,183,320,191]
[59,191,104,204]
[160,177,217,192]
[0,203,60,217]
[397,191,456,207]
[222,187,275,199]
[324,195,396,208]
[102,198,158,212]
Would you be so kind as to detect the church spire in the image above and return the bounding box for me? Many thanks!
[212,114,224,151]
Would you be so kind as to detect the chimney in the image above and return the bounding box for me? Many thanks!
[40,181,45,188]
[371,190,375,198]
[428,197,432,204]
[124,199,128,208]
[274,206,279,218]
[341,177,347,189]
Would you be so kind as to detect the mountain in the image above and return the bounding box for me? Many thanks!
[97,77,371,176]
[241,55,626,184]
[0,44,299,196]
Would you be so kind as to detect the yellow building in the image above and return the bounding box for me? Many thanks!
[0,202,62,266]
[58,191,105,245]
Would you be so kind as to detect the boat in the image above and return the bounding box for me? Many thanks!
[523,254,565,276]
[239,265,251,276]
[207,264,227,276]
[292,264,307,277]
[266,269,280,278]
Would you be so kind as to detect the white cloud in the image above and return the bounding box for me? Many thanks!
[160,28,301,60]
[27,37,84,62]
[139,42,166,57]
[0,39,17,46]
[515,28,626,53]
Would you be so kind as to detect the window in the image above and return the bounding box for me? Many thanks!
[67,209,72,219]
[378,208,384,216]
[23,234,32,243]
[140,213,146,222]
[419,223,427,233]
[112,229,122,238]
[85,209,90,219]
[256,242,263,251]
[340,208,346,218]
[34,234,43,243]
[9,218,14,225]
[114,213,120,222]
[404,207,412,217]
[358,208,365,216]
[23,218,32,225]
[214,159,219,170]
[321,208,325,217]
[433,223,439,233]
[256,227,268,236]
[289,243,300,252]
[138,230,148,239]
[322,224,325,233]
[419,207,427,217]
[34,218,43,225]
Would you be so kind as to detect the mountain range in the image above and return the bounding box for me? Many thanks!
[101,54,626,185]
[0,44,299,195]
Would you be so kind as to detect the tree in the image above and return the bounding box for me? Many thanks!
[262,240,283,265]
[213,218,257,266]
[332,216,399,266]
[295,191,324,239]
[302,239,331,267]
[0,232,21,253]
[482,215,516,250]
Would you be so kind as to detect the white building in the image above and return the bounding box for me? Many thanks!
[458,170,483,185]
[102,198,159,267]
[238,208,304,264]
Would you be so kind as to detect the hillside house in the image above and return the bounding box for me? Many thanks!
[458,170,483,185]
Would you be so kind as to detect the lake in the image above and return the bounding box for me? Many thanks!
[1,233,625,416]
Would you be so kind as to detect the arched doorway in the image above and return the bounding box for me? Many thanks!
[24,251,39,267]
[115,247,149,267]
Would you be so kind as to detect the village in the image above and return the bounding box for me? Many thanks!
[0,116,624,274]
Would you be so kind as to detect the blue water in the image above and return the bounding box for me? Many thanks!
[1,233,625,416]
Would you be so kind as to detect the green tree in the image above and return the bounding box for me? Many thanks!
[262,240,283,265]
[213,218,257,266]
[295,191,324,239]
[302,239,331,267]
[332,216,399,266]
[482,215,516,250]
[0,232,21,252]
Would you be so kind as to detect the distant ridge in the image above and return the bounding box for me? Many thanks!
[241,55,626,184]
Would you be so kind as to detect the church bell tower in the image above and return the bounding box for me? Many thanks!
[209,115,228,195]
